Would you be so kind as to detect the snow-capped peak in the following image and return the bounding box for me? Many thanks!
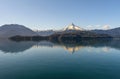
[63,23,84,31]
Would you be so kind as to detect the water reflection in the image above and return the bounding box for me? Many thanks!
[0,39,37,53]
[0,38,120,53]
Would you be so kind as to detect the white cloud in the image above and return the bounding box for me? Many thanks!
[85,25,111,30]
[102,25,110,30]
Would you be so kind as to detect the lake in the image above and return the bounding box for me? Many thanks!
[0,38,120,79]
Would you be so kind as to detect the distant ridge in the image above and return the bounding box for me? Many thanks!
[92,27,120,37]
[0,24,37,38]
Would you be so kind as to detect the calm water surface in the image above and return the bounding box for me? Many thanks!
[0,39,120,79]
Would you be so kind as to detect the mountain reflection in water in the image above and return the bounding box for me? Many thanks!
[0,38,120,53]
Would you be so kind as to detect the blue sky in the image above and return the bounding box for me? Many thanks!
[0,0,120,30]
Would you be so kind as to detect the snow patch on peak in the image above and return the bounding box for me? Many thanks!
[63,23,84,31]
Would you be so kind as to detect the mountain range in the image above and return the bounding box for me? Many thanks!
[0,23,120,38]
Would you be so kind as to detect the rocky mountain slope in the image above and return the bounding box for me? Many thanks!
[0,24,37,38]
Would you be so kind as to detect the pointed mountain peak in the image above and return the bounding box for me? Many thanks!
[63,23,84,31]
[70,23,75,26]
